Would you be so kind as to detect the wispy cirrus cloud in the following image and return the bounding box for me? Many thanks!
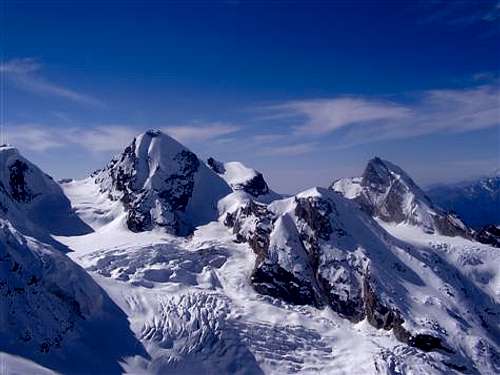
[263,79,500,149]
[259,142,318,156]
[0,58,104,106]
[6,124,67,152]
[417,0,500,34]
[4,123,241,154]
[272,98,412,135]
[162,123,240,143]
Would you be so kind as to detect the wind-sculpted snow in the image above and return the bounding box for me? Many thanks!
[93,129,231,235]
[331,157,470,238]
[83,243,227,289]
[132,292,263,374]
[207,157,281,203]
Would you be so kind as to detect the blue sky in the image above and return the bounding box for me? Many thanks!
[1,0,499,193]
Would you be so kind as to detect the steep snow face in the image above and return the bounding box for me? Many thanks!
[427,175,500,229]
[221,187,500,373]
[0,218,148,374]
[332,157,469,237]
[207,157,281,203]
[0,146,91,241]
[0,218,98,359]
[93,130,231,235]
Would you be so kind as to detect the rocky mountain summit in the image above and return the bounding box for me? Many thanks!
[93,129,231,235]
[331,157,470,237]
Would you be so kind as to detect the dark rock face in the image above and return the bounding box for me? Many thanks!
[240,173,269,197]
[225,199,322,307]
[251,262,321,306]
[409,334,452,353]
[207,157,270,197]
[9,160,32,203]
[334,157,471,238]
[363,275,402,330]
[294,196,333,241]
[474,225,500,248]
[159,150,200,211]
[95,136,203,235]
[224,191,450,354]
[207,157,225,174]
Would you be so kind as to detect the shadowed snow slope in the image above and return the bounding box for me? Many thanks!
[0,218,148,374]
[0,146,92,250]
[92,130,231,235]
[331,157,470,237]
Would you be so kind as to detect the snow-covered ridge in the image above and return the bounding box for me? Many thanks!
[0,145,91,248]
[331,157,470,237]
[207,157,281,202]
[93,129,231,235]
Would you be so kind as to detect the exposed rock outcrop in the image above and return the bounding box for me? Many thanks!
[207,157,279,201]
[94,130,231,235]
[220,187,453,354]
[474,224,500,248]
[0,145,92,244]
[332,157,471,238]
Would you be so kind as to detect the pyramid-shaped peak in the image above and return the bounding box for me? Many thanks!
[94,129,231,234]
[332,157,470,237]
[362,157,422,194]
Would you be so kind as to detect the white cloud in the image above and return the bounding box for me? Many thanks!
[267,81,500,147]
[259,142,317,156]
[276,98,411,135]
[65,126,138,152]
[4,123,241,154]
[5,124,66,151]
[0,58,103,106]
[162,123,240,143]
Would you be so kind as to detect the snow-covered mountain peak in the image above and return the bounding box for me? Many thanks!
[332,157,469,237]
[207,157,280,202]
[0,145,91,241]
[93,130,231,234]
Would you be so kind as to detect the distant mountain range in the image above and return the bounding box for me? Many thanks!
[426,173,500,229]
